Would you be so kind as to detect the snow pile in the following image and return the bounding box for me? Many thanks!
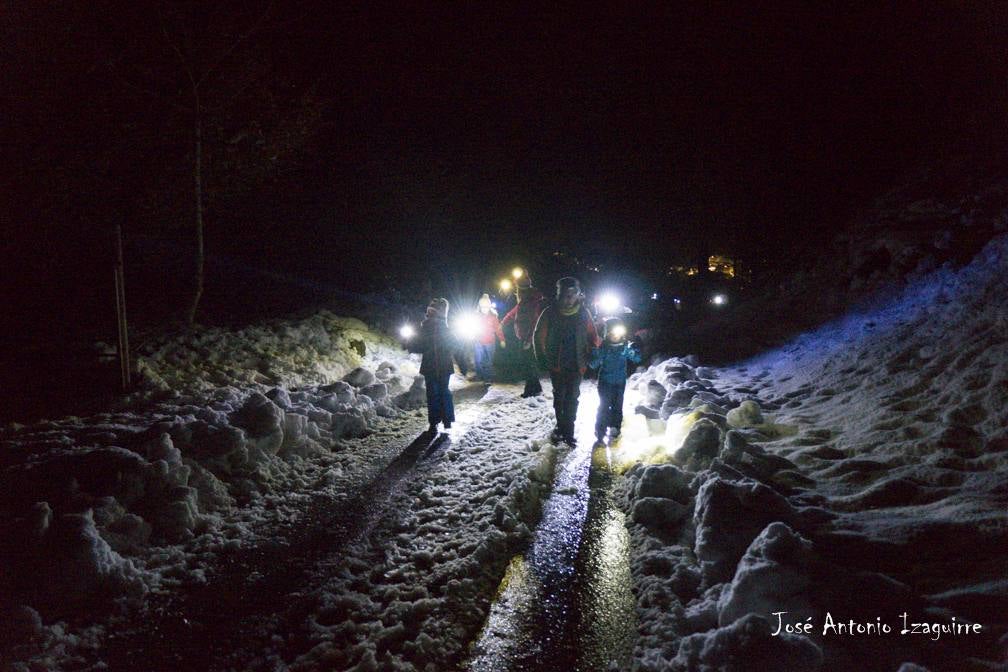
[133,311,411,395]
[0,311,426,642]
[619,235,1008,672]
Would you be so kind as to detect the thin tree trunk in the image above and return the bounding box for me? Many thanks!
[186,94,204,326]
[114,224,131,390]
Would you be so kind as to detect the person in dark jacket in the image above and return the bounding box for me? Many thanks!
[533,277,600,445]
[409,298,467,434]
[589,317,642,442]
[501,275,546,397]
[474,293,506,382]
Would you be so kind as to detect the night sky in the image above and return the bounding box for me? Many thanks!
[4,2,1007,342]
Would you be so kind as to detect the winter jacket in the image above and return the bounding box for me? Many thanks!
[409,317,466,378]
[533,303,600,374]
[477,311,505,346]
[501,289,545,343]
[590,341,642,386]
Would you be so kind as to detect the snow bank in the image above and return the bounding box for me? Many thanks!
[132,311,412,395]
[0,311,425,632]
[620,239,1008,671]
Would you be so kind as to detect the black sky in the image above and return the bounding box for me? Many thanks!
[3,1,1007,338]
[272,2,1007,268]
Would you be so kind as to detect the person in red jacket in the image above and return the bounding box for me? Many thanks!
[533,276,600,445]
[474,293,506,382]
[502,275,546,397]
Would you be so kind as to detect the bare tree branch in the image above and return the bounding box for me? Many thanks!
[158,7,196,91]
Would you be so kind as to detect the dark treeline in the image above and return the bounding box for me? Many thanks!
[4,2,1008,348]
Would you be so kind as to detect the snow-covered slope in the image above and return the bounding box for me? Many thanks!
[619,234,1008,671]
[132,311,406,395]
[0,313,429,661]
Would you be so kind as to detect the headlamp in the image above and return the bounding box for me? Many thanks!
[453,312,481,341]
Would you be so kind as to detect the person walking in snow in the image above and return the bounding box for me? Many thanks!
[589,317,642,443]
[409,298,467,434]
[533,277,600,445]
[501,275,547,397]
[474,293,505,382]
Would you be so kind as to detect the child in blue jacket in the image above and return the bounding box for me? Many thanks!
[589,318,642,442]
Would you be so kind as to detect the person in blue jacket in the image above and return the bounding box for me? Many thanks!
[589,317,642,442]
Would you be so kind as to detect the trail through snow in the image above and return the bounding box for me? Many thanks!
[467,382,636,672]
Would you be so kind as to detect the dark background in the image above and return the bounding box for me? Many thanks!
[3,1,1008,348]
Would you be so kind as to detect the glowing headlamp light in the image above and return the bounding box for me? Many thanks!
[610,324,627,340]
[500,279,513,293]
[399,324,416,340]
[454,312,481,341]
[511,267,524,280]
[712,294,727,306]
[597,292,621,315]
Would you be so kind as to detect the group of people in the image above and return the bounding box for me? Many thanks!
[408,274,641,446]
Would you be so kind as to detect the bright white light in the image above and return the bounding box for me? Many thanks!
[454,312,481,340]
[712,294,727,306]
[500,278,513,293]
[399,324,416,339]
[610,324,627,340]
[511,267,524,280]
[597,292,621,315]
[673,298,681,305]
[598,387,700,471]
[651,293,658,300]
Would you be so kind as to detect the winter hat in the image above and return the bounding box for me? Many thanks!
[426,297,449,318]
[603,317,627,340]
[478,293,492,311]
[515,275,532,289]
[556,276,581,296]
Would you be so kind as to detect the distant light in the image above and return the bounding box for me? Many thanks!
[651,293,658,300]
[511,267,524,280]
[454,312,481,340]
[712,294,727,306]
[399,324,416,340]
[610,324,627,340]
[597,292,621,315]
[673,297,682,306]
[500,278,513,293]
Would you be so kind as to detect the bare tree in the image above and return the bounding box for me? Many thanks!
[111,1,319,326]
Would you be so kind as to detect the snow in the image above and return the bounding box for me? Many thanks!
[289,391,557,671]
[619,235,1008,671]
[3,230,1006,670]
[0,312,437,667]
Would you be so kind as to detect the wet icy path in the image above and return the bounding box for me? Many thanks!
[467,383,636,671]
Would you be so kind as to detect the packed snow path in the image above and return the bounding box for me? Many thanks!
[79,383,560,671]
[467,383,636,672]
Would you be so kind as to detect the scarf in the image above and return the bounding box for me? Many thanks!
[558,301,581,317]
